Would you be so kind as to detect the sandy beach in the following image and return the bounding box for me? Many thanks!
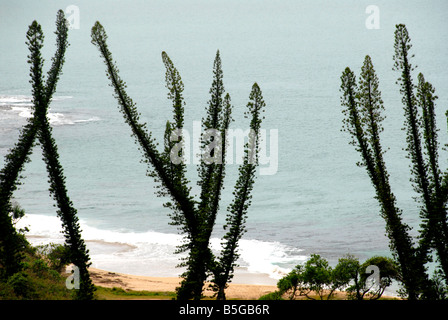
[87,268,402,300]
[88,268,278,300]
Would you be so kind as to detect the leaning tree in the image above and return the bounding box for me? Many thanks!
[0,10,94,300]
[91,21,266,300]
[340,24,448,299]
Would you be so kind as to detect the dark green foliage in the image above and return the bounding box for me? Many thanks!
[1,262,71,300]
[415,73,448,282]
[96,286,177,299]
[91,22,266,300]
[0,21,44,278]
[0,239,73,300]
[277,254,399,300]
[211,85,264,300]
[0,204,28,280]
[340,24,448,299]
[340,56,427,299]
[431,268,448,300]
[340,255,400,300]
[0,11,94,300]
[276,254,333,300]
[91,22,200,300]
[301,254,335,300]
[394,24,448,287]
[36,243,71,273]
[258,291,284,300]
[392,24,448,294]
[0,18,44,279]
[277,254,336,300]
[91,23,198,243]
[331,255,360,289]
[276,266,303,300]
[5,272,34,299]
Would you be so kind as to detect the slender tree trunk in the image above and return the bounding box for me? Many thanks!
[340,63,431,299]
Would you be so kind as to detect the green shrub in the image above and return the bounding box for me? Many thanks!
[277,254,399,300]
[36,243,71,272]
[0,242,73,300]
[7,272,34,299]
[258,291,284,300]
[111,287,127,294]
[31,259,49,276]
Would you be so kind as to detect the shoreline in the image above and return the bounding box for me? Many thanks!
[87,267,401,300]
[88,268,278,300]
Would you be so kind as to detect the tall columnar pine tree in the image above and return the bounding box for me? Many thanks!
[175,51,231,300]
[393,25,448,283]
[0,11,95,299]
[340,58,431,300]
[340,24,448,299]
[211,83,265,300]
[91,22,266,300]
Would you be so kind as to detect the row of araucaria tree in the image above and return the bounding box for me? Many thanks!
[1,10,447,300]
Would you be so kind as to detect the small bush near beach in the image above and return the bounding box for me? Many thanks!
[0,241,73,300]
[264,254,401,300]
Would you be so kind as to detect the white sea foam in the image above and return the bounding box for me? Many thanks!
[47,112,74,126]
[73,117,101,124]
[16,214,305,280]
[1,95,100,126]
[0,95,32,105]
[237,239,307,279]
[10,106,33,119]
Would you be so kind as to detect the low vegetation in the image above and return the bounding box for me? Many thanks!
[94,287,176,300]
[0,228,177,300]
[261,254,402,300]
[0,241,72,300]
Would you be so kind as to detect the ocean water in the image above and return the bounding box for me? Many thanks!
[1,0,448,291]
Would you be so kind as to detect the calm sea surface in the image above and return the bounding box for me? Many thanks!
[1,0,448,290]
